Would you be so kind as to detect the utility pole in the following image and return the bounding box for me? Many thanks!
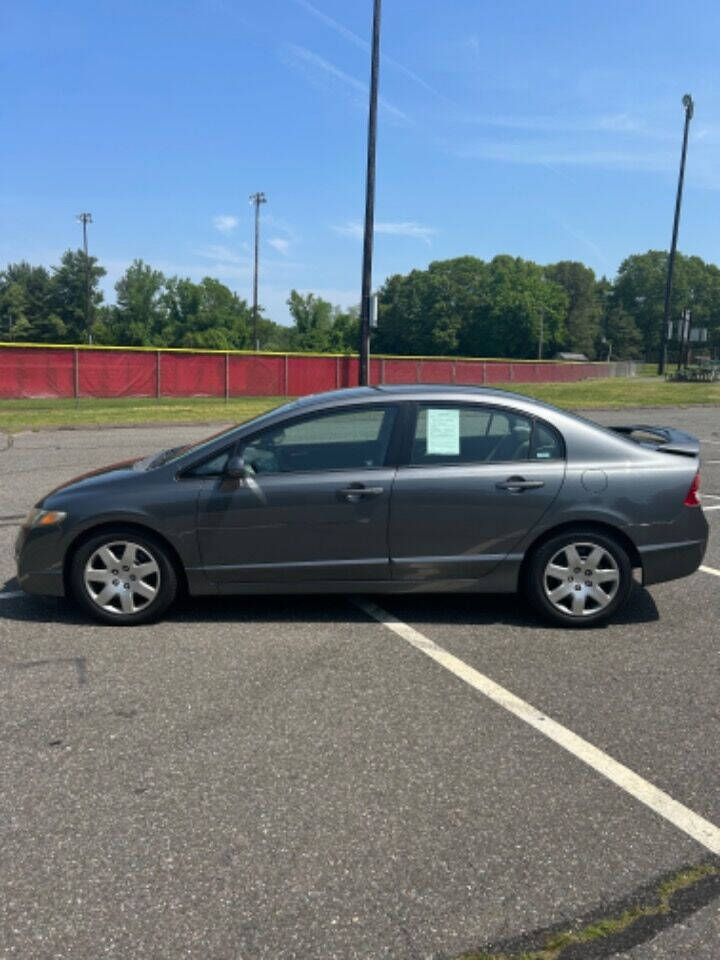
[249,192,267,351]
[76,212,93,343]
[358,0,382,386]
[659,94,694,375]
[538,309,544,360]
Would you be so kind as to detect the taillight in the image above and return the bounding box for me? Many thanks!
[684,471,701,507]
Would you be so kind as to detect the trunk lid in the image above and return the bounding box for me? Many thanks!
[609,424,700,458]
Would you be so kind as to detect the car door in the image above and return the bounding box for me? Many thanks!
[195,404,399,583]
[389,402,566,580]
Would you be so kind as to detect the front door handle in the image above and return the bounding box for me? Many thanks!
[338,485,384,502]
[496,476,545,492]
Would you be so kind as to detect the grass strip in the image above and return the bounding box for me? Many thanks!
[458,863,719,960]
[0,379,718,432]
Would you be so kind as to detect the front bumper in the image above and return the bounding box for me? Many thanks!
[14,524,66,597]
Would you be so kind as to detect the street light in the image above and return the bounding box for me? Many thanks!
[659,94,694,375]
[249,192,267,351]
[358,0,382,386]
[76,212,93,343]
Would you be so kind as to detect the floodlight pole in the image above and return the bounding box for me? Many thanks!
[77,212,93,343]
[659,94,694,375]
[359,0,382,386]
[250,192,267,351]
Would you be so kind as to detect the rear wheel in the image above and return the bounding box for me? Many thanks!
[70,528,178,625]
[525,531,632,627]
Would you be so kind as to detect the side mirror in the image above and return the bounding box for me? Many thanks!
[225,455,247,480]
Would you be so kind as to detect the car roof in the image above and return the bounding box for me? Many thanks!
[295,383,534,404]
[375,383,531,402]
[292,383,557,415]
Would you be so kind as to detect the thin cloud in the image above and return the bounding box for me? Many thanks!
[292,0,444,99]
[195,244,247,265]
[268,237,290,255]
[281,43,409,123]
[555,219,609,267]
[450,139,674,173]
[212,214,239,234]
[456,113,659,137]
[333,220,435,245]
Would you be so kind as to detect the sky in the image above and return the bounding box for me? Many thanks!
[3,0,720,325]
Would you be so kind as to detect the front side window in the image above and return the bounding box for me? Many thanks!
[411,405,533,465]
[240,406,397,475]
[183,447,233,477]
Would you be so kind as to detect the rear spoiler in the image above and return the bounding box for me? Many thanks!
[609,425,700,458]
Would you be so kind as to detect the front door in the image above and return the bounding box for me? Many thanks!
[197,404,398,583]
[389,403,566,580]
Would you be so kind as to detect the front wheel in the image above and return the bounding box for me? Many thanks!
[70,529,178,625]
[525,531,632,628]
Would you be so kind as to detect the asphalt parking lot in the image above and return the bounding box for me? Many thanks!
[1,407,719,960]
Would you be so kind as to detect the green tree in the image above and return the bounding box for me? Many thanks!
[544,261,602,357]
[376,256,486,356]
[375,256,567,359]
[0,279,32,340]
[255,315,294,351]
[104,260,167,345]
[460,256,567,359]
[332,305,360,353]
[614,251,720,361]
[0,261,55,341]
[287,290,337,351]
[161,276,252,349]
[49,249,106,343]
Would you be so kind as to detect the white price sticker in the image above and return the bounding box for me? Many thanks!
[426,408,460,455]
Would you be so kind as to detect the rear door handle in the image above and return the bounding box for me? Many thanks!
[338,485,384,501]
[496,477,545,492]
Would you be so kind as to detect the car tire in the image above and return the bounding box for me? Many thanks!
[70,528,178,625]
[524,530,632,628]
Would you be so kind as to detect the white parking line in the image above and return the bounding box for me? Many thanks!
[0,590,24,600]
[355,598,720,856]
[700,565,720,578]
[704,506,720,512]
[703,494,720,500]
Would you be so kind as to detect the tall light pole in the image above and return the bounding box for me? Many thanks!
[249,192,267,351]
[659,94,694,375]
[76,212,93,343]
[358,0,382,386]
[538,308,544,359]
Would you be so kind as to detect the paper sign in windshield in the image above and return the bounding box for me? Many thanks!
[426,408,460,455]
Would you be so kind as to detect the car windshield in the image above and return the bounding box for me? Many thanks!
[137,399,304,469]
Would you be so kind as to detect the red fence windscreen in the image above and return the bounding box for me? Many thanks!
[0,344,624,399]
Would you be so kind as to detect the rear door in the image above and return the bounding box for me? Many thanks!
[389,402,566,580]
[195,404,399,583]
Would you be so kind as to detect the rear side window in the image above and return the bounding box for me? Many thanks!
[410,405,533,465]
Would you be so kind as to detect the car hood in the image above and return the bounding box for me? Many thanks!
[40,458,143,504]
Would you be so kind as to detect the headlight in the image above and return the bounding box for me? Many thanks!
[23,508,67,529]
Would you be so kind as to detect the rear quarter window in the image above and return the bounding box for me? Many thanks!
[532,421,564,460]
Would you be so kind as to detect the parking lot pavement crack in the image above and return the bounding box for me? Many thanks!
[452,861,720,960]
[4,656,88,686]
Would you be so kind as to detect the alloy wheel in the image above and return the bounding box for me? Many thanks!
[83,540,161,616]
[543,541,620,618]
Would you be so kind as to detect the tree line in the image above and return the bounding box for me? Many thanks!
[1,249,719,361]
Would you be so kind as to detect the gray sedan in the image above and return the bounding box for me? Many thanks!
[15,385,708,627]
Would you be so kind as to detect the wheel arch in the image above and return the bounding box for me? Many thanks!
[63,521,189,597]
[520,519,642,585]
